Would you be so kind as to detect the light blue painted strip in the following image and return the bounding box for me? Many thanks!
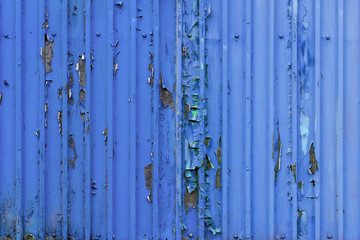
[221,0,228,239]
[245,0,252,238]
[84,0,91,239]
[107,0,114,239]
[291,1,298,239]
[337,0,344,238]
[38,0,46,238]
[152,0,160,238]
[15,0,23,239]
[314,0,321,239]
[175,0,183,238]
[268,0,275,238]
[61,0,69,238]
[129,0,137,238]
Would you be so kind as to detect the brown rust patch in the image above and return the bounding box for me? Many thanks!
[144,163,153,202]
[159,73,174,110]
[216,169,221,189]
[309,142,319,174]
[41,34,54,73]
[184,189,198,213]
[205,154,214,170]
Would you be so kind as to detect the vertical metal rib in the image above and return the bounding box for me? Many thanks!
[268,0,275,238]
[38,0,46,238]
[129,0,137,238]
[15,1,23,239]
[152,0,160,238]
[107,0,114,239]
[221,0,229,239]
[245,0,252,238]
[291,1,298,239]
[314,0,321,239]
[337,0,344,238]
[175,0,183,238]
[61,0,69,238]
[84,0,91,239]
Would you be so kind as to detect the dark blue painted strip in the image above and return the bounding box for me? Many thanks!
[129,0,137,238]
[15,0,23,238]
[60,0,68,238]
[38,0,46,238]
[107,0,114,239]
[175,0,183,238]
[84,0,91,239]
[152,0,160,238]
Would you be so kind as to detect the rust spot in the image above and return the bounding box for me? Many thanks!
[310,180,316,187]
[42,20,49,29]
[184,189,198,213]
[144,163,153,202]
[205,154,214,170]
[57,111,63,135]
[68,136,77,169]
[76,56,86,87]
[79,89,85,103]
[58,88,63,99]
[148,62,154,87]
[309,142,319,174]
[216,169,221,189]
[103,127,108,146]
[289,163,296,181]
[216,136,222,165]
[204,136,211,147]
[41,34,54,73]
[24,234,35,240]
[184,104,190,119]
[275,131,281,182]
[159,74,175,110]
[298,181,303,189]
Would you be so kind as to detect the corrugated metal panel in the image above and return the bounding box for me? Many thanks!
[0,0,357,239]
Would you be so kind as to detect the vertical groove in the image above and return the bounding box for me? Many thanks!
[291,0,298,239]
[152,0,160,238]
[61,0,69,238]
[129,0,137,238]
[15,0,23,239]
[38,0,46,238]
[84,0,91,239]
[175,0,183,238]
[198,0,206,239]
[245,0,252,238]
[268,0,275,238]
[107,0,114,239]
[221,0,229,239]
[337,0,344,238]
[314,0,321,239]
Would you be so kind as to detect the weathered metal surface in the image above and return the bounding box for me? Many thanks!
[0,0,357,239]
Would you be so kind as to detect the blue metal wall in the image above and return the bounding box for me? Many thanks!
[0,0,357,239]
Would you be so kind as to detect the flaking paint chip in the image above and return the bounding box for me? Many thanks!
[144,163,153,202]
